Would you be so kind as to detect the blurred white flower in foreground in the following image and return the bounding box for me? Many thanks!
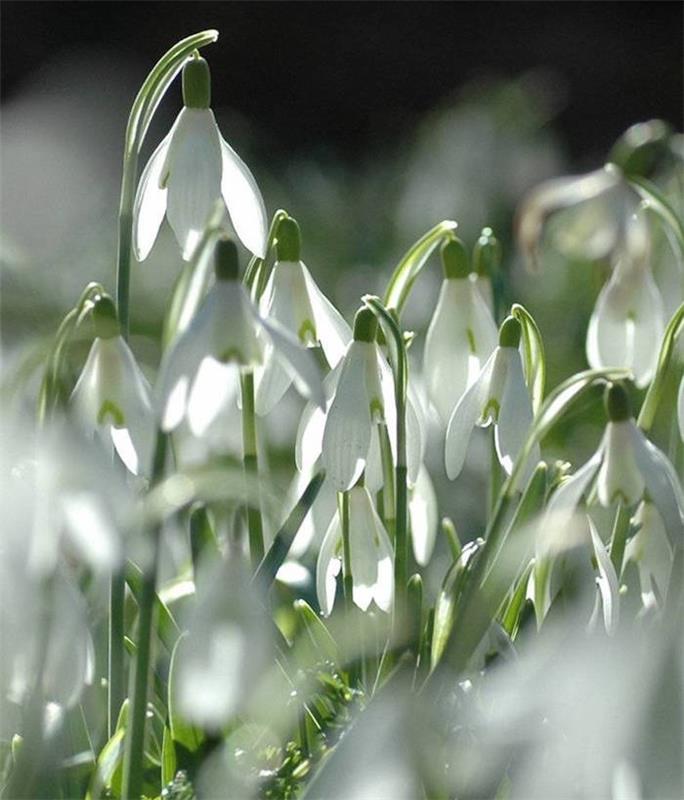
[625,500,673,608]
[158,238,324,433]
[586,212,665,387]
[423,238,497,424]
[133,56,267,261]
[71,295,154,475]
[256,216,351,414]
[316,485,394,616]
[445,316,538,480]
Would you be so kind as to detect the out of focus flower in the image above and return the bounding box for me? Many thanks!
[316,485,394,616]
[445,316,538,480]
[133,56,267,261]
[256,216,351,414]
[157,238,324,432]
[625,501,673,608]
[423,238,497,424]
[678,372,684,443]
[71,295,154,476]
[586,212,665,387]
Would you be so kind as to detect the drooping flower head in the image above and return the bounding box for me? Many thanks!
[423,236,497,424]
[445,315,539,481]
[255,216,351,414]
[70,295,154,476]
[158,237,324,434]
[133,56,268,262]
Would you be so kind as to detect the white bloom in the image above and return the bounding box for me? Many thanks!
[445,316,538,481]
[158,238,324,433]
[625,501,673,607]
[586,213,665,387]
[316,485,394,616]
[70,297,154,476]
[543,384,684,550]
[256,217,351,414]
[423,238,497,424]
[409,464,438,567]
[133,57,267,262]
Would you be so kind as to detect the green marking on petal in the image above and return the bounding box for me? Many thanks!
[466,327,477,355]
[298,318,317,346]
[98,400,125,427]
[370,397,384,422]
[481,398,500,423]
[218,348,245,364]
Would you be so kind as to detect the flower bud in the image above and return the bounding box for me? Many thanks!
[275,217,302,262]
[182,55,211,109]
[609,119,672,179]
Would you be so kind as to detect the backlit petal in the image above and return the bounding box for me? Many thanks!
[302,263,351,367]
[597,421,644,507]
[495,348,538,478]
[132,126,172,261]
[316,515,342,617]
[220,136,268,258]
[409,464,438,566]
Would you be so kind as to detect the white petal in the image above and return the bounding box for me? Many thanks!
[371,509,395,614]
[406,388,425,487]
[409,464,438,566]
[289,472,337,558]
[322,343,373,491]
[166,108,223,260]
[70,339,106,433]
[301,264,351,368]
[262,261,314,340]
[295,362,343,471]
[348,487,382,612]
[625,502,673,604]
[254,355,294,416]
[187,358,240,437]
[588,517,619,635]
[316,515,342,617]
[444,352,495,480]
[678,374,684,444]
[364,424,385,493]
[597,421,645,507]
[220,136,268,258]
[60,492,121,573]
[495,348,537,478]
[630,425,684,548]
[132,127,172,261]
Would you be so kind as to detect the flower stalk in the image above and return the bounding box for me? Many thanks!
[241,367,264,569]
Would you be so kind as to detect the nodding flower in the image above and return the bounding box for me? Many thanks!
[133,56,268,262]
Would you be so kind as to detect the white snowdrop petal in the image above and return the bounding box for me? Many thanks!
[322,344,372,491]
[364,424,384,493]
[625,502,673,605]
[316,516,342,617]
[409,465,438,567]
[254,352,294,416]
[679,373,684,444]
[220,136,268,258]
[371,509,395,613]
[630,425,684,548]
[166,108,223,260]
[60,492,121,573]
[302,264,351,367]
[348,488,381,612]
[406,390,425,487]
[630,268,665,387]
[495,349,537,477]
[132,128,172,261]
[70,339,105,432]
[187,358,239,437]
[588,518,619,635]
[597,421,645,507]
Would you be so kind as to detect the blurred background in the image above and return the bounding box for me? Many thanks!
[2,1,682,540]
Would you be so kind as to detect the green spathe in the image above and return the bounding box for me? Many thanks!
[498,316,521,348]
[93,296,120,340]
[182,56,211,109]
[440,238,469,280]
[215,237,239,282]
[275,217,302,262]
[605,382,632,422]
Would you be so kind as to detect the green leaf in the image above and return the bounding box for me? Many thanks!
[243,209,290,298]
[161,727,177,787]
[86,729,125,800]
[430,539,483,670]
[167,634,205,753]
[126,562,181,654]
[511,303,546,414]
[383,220,458,314]
[501,560,535,637]
[125,31,219,158]
[293,599,339,666]
[637,302,684,431]
[253,470,326,590]
[628,175,684,262]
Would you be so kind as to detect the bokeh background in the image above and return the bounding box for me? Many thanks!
[2,1,683,539]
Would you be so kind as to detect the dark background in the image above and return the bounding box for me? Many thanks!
[2,1,682,163]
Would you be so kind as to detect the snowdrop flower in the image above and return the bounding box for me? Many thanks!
[71,296,154,476]
[471,226,500,312]
[296,307,423,492]
[544,384,684,549]
[586,212,665,387]
[624,501,673,607]
[316,485,394,616]
[133,56,268,262]
[445,316,539,481]
[158,237,324,433]
[424,237,497,423]
[256,216,351,414]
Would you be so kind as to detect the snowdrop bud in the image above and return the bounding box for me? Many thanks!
[214,236,239,282]
[92,296,120,340]
[440,238,469,279]
[353,307,377,343]
[182,55,211,109]
[604,382,632,422]
[498,316,521,349]
[275,216,301,262]
[609,119,672,179]
[473,227,501,277]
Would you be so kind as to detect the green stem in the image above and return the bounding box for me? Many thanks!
[395,464,409,618]
[488,427,503,522]
[116,180,135,341]
[240,368,264,569]
[122,431,168,800]
[340,491,353,614]
[377,422,396,533]
[609,502,631,576]
[108,568,126,739]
